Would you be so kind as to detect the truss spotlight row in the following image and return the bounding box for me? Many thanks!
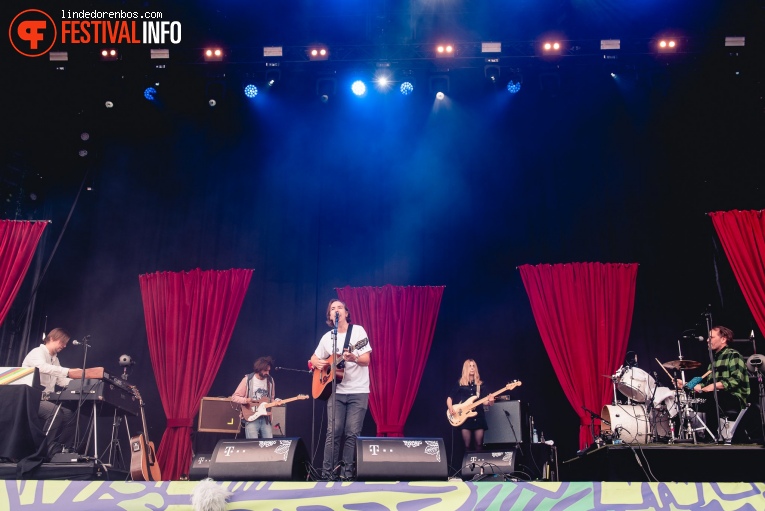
[543,41,561,52]
[204,48,224,61]
[436,44,454,56]
[657,39,677,52]
[308,46,329,60]
[100,48,118,61]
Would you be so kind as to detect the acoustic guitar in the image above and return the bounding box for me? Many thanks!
[311,338,369,400]
[130,387,162,481]
[244,394,309,422]
[446,381,522,427]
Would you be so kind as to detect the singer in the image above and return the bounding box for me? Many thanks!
[310,299,371,480]
[680,326,749,429]
[230,356,276,438]
[21,328,82,448]
[446,359,495,451]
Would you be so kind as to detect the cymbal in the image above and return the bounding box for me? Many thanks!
[662,359,701,370]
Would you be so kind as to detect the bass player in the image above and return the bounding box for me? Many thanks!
[447,359,495,450]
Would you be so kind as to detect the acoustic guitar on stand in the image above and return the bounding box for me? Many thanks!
[129,387,162,481]
[311,338,369,400]
[446,381,522,427]
[244,394,309,422]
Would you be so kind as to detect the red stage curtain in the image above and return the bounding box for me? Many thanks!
[0,220,47,327]
[337,285,445,436]
[139,268,253,480]
[518,263,638,448]
[710,210,765,335]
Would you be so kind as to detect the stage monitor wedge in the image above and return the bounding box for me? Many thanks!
[207,438,309,481]
[356,437,447,481]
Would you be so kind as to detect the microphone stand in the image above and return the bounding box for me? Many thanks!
[274,366,312,374]
[73,335,91,454]
[328,313,339,479]
[703,310,723,442]
[502,410,523,456]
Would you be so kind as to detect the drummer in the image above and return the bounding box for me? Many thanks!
[676,326,749,421]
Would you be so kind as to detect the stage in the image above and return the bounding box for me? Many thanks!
[1,480,764,510]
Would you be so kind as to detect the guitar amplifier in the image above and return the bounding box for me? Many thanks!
[198,397,241,433]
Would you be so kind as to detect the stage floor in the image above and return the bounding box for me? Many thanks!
[2,480,765,510]
[561,443,765,482]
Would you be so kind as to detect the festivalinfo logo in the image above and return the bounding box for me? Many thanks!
[10,8,182,57]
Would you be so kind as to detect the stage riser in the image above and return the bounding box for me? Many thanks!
[562,445,765,482]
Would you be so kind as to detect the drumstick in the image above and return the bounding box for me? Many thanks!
[654,358,674,381]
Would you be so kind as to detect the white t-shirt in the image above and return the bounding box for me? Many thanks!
[314,325,372,394]
[22,344,71,393]
[249,374,272,401]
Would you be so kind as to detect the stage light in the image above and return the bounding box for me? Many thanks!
[505,68,523,93]
[429,75,450,97]
[725,36,745,47]
[80,132,90,141]
[506,81,521,94]
[657,39,677,52]
[351,80,367,96]
[485,65,500,83]
[316,76,337,102]
[150,48,169,60]
[400,81,414,96]
[243,84,258,98]
[78,150,88,157]
[204,48,224,61]
[601,39,620,50]
[481,42,501,53]
[105,101,114,109]
[49,51,68,62]
[263,46,283,57]
[436,44,454,56]
[144,86,157,101]
[100,48,118,61]
[436,92,445,100]
[543,41,561,52]
[308,46,329,60]
[374,70,393,91]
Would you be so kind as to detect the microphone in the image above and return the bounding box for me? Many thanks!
[682,334,705,341]
[751,330,755,340]
[71,340,92,348]
[504,410,511,417]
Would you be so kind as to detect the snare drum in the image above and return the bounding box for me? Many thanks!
[616,367,657,403]
[601,404,651,444]
[660,389,689,418]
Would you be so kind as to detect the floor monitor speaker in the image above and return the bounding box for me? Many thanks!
[207,437,309,481]
[355,437,447,481]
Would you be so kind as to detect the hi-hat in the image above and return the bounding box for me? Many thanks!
[663,359,701,370]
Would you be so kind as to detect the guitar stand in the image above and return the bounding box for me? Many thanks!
[100,410,132,470]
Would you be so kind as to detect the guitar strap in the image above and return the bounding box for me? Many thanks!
[336,324,353,369]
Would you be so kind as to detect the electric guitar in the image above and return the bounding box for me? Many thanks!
[245,394,309,422]
[311,338,369,400]
[129,387,162,481]
[446,381,522,427]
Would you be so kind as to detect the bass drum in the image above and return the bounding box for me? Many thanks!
[601,404,651,444]
[616,367,657,403]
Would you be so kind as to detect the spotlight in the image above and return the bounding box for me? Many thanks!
[484,65,501,83]
[374,71,393,92]
[436,44,454,56]
[400,81,414,96]
[351,80,367,96]
[316,76,337,100]
[429,75,450,96]
[204,48,224,61]
[506,81,521,94]
[78,149,88,157]
[543,41,561,52]
[144,86,157,101]
[105,101,114,109]
[724,36,745,47]
[100,48,118,61]
[481,42,502,53]
[436,91,445,100]
[308,46,329,61]
[80,132,90,141]
[657,39,678,52]
[208,99,217,107]
[506,68,523,93]
[243,84,258,98]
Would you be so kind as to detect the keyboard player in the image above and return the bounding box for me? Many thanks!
[21,328,82,449]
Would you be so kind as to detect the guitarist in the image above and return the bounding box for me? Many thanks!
[310,299,372,480]
[446,359,494,450]
[231,356,276,438]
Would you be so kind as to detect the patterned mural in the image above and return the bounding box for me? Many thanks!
[1,480,764,510]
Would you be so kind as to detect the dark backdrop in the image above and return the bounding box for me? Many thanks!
[1,0,763,474]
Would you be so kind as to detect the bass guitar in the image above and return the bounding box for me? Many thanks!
[446,381,522,427]
[245,394,309,422]
[129,387,162,481]
[311,338,369,400]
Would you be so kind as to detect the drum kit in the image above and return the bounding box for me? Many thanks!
[599,359,715,444]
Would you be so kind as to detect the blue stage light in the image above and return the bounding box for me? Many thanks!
[244,84,258,98]
[351,80,367,96]
[400,81,414,96]
[144,87,157,101]
[506,81,521,94]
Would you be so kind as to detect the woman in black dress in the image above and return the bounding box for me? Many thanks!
[447,359,494,450]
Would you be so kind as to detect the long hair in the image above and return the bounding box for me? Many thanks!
[458,359,482,386]
[253,356,273,373]
[325,299,351,327]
